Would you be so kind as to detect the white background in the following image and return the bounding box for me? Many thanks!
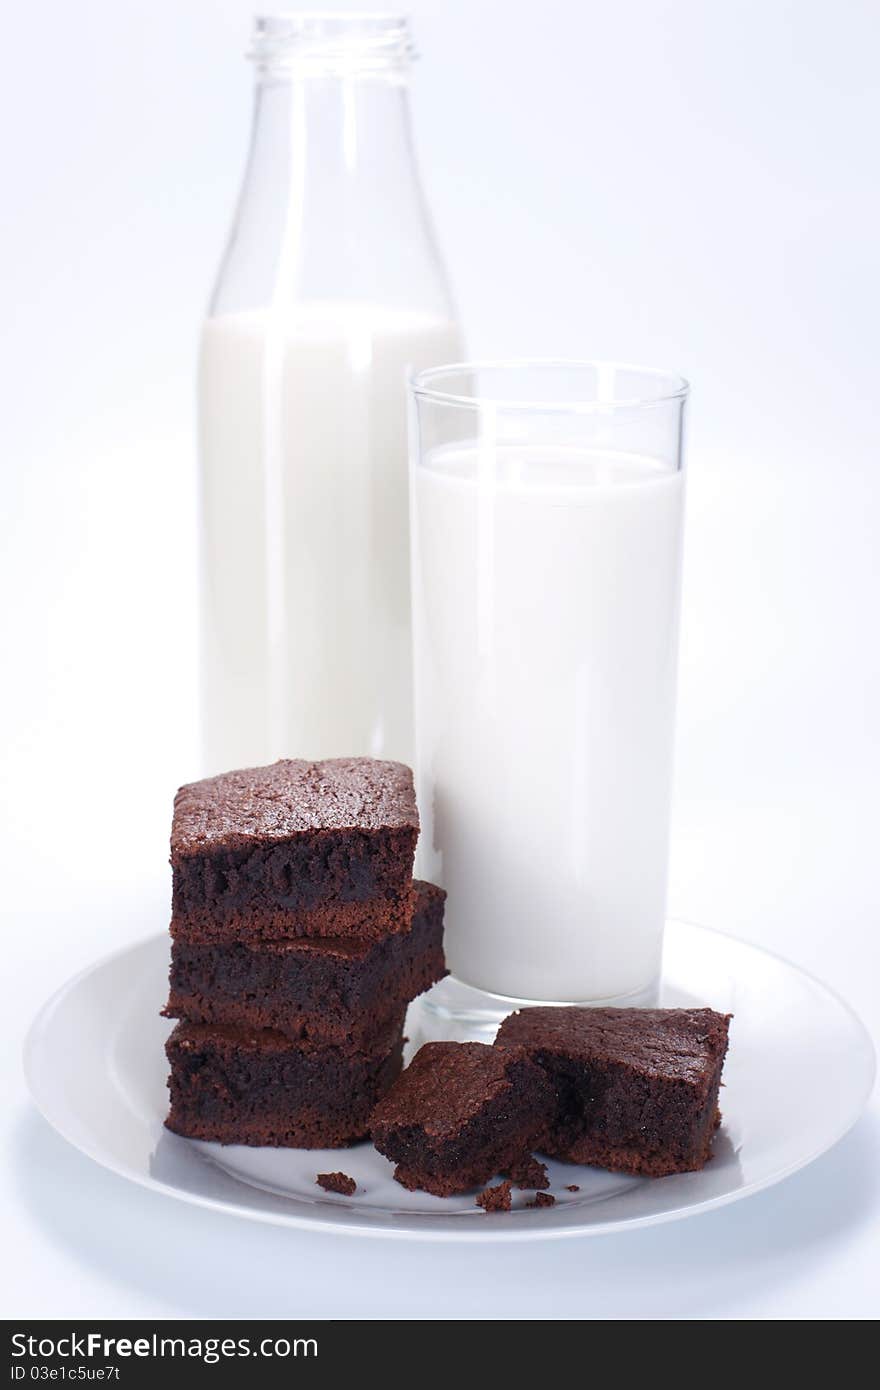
[2,0,878,1320]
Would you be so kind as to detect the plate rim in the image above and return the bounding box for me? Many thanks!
[22,919,876,1243]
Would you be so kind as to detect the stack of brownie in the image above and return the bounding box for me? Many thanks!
[162,757,447,1148]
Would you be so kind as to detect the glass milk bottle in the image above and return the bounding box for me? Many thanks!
[199,14,461,774]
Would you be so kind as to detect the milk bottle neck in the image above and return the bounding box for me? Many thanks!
[250,69,419,207]
[211,14,451,318]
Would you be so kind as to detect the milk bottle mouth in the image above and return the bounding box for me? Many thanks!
[249,13,415,76]
[410,360,690,414]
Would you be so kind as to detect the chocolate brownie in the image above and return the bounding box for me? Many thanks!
[316,1172,357,1196]
[164,881,446,1048]
[504,1154,549,1190]
[170,758,418,944]
[165,1016,403,1148]
[476,1180,513,1212]
[495,1007,731,1177]
[370,1042,555,1196]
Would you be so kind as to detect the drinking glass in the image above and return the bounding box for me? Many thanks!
[409,361,688,1030]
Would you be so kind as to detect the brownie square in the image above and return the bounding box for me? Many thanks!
[164,881,447,1048]
[170,758,418,944]
[165,1016,404,1149]
[495,1007,731,1177]
[370,1042,555,1196]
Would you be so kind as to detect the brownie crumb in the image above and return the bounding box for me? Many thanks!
[527,1191,556,1209]
[504,1154,549,1190]
[565,1184,580,1192]
[476,1180,513,1212]
[316,1171,357,1197]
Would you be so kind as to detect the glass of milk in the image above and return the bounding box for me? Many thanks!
[410,361,688,1025]
[198,15,461,775]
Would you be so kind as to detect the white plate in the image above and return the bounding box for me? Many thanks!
[23,921,874,1242]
